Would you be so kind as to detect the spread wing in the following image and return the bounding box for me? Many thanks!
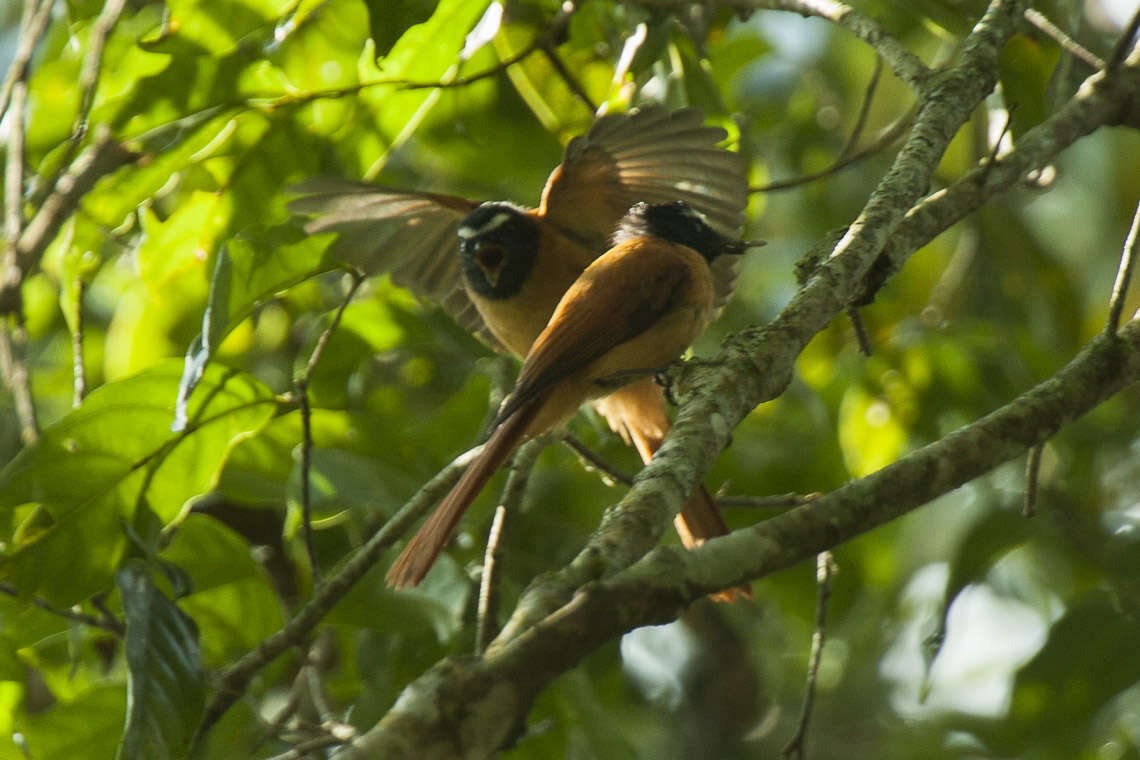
[494,243,688,426]
[288,179,503,350]
[539,107,748,313]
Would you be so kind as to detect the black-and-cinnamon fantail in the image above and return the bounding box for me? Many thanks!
[290,107,752,590]
[386,202,761,589]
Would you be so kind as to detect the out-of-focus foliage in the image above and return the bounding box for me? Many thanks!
[2,0,1140,758]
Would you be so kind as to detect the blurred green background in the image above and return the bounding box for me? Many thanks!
[3,0,1140,757]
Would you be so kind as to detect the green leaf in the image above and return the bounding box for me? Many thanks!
[354,0,492,169]
[1000,35,1060,138]
[16,683,126,760]
[972,591,1140,755]
[137,192,227,294]
[116,560,206,760]
[837,385,907,477]
[175,226,330,429]
[0,362,277,604]
[326,560,468,643]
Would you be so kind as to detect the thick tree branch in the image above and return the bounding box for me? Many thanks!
[337,318,1140,759]
[489,0,1028,639]
[858,46,1140,304]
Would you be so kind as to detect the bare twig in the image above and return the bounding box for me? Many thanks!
[752,110,913,193]
[783,551,837,759]
[0,581,125,636]
[1023,8,1104,70]
[261,35,542,112]
[1108,5,1140,71]
[845,306,873,356]
[839,56,883,160]
[264,732,350,760]
[540,43,598,113]
[787,0,930,91]
[13,130,139,274]
[194,444,479,743]
[0,319,40,445]
[0,76,33,440]
[3,81,25,248]
[717,493,818,509]
[42,0,129,194]
[477,505,511,655]
[0,0,56,122]
[72,277,88,406]
[982,103,1016,177]
[1105,198,1140,335]
[475,437,549,654]
[563,435,635,486]
[295,273,365,582]
[1023,443,1043,518]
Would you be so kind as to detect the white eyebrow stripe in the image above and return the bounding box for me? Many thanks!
[458,212,513,239]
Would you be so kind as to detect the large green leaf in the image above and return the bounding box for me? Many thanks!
[174,227,331,429]
[15,683,127,760]
[0,362,277,604]
[116,560,207,760]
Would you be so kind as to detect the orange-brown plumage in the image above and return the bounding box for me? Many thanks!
[292,109,754,594]
[387,202,754,590]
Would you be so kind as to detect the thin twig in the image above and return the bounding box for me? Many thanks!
[13,129,139,274]
[838,55,883,160]
[194,445,480,744]
[264,732,349,760]
[638,0,931,91]
[39,0,129,203]
[3,81,25,248]
[782,551,837,760]
[261,687,302,744]
[0,581,125,636]
[1023,8,1104,70]
[761,0,931,92]
[0,319,40,445]
[262,39,541,112]
[72,277,88,406]
[563,435,635,486]
[476,506,510,655]
[1105,198,1140,335]
[475,438,547,654]
[1108,4,1140,71]
[982,103,1016,178]
[845,306,873,356]
[295,273,365,582]
[1023,443,1044,518]
[0,0,56,123]
[717,492,818,509]
[752,110,913,193]
[540,43,598,113]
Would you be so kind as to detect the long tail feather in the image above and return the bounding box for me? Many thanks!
[386,401,542,589]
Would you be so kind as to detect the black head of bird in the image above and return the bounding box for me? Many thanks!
[457,202,540,299]
[614,201,761,261]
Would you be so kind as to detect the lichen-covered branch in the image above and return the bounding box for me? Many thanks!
[336,316,1140,759]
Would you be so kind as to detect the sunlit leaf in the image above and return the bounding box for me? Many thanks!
[0,362,277,604]
[175,227,331,427]
[16,683,126,760]
[837,385,906,477]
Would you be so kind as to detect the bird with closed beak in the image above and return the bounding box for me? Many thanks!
[386,201,762,589]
